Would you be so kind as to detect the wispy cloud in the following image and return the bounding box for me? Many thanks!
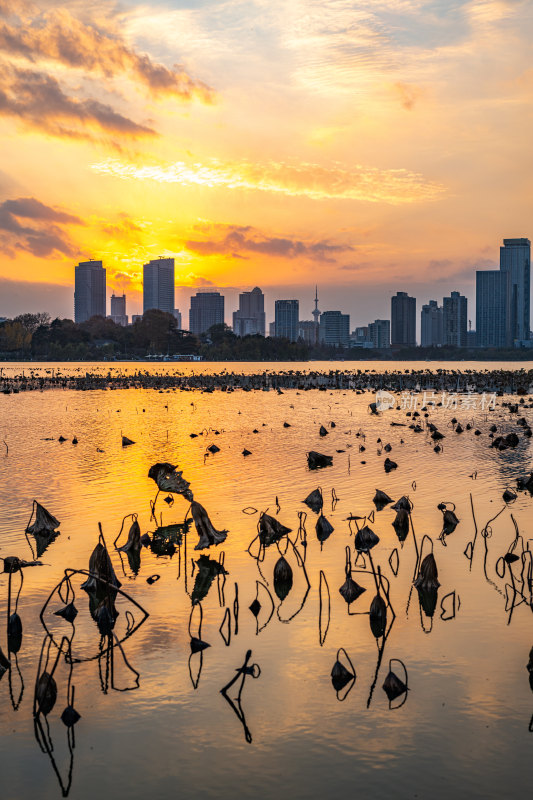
[0,196,82,257]
[0,63,156,140]
[185,223,353,262]
[0,6,214,102]
[91,157,445,204]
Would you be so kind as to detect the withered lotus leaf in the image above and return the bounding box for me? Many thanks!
[316,514,334,543]
[192,501,228,550]
[413,553,440,591]
[273,556,293,601]
[118,519,142,553]
[148,462,191,496]
[35,672,58,716]
[331,660,354,692]
[26,501,60,535]
[369,594,387,639]
[339,576,366,604]
[382,670,408,701]
[354,525,379,553]
[304,488,323,513]
[259,514,291,547]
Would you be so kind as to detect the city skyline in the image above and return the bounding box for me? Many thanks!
[10,236,533,348]
[1,2,533,326]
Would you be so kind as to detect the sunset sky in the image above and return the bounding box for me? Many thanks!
[1,0,532,327]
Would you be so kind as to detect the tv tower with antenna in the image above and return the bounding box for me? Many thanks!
[312,286,321,344]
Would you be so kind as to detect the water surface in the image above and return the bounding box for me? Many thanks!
[0,369,532,800]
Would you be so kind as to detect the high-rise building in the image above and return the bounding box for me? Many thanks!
[476,270,509,348]
[420,300,444,347]
[109,293,128,326]
[368,319,390,349]
[74,260,106,323]
[391,291,416,347]
[319,311,350,347]
[143,257,175,314]
[189,292,225,335]
[443,291,467,347]
[173,309,182,329]
[232,287,266,337]
[274,300,299,341]
[298,320,318,345]
[500,238,531,343]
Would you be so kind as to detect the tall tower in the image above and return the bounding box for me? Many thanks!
[312,286,321,344]
[499,238,530,343]
[74,260,106,323]
[143,257,175,315]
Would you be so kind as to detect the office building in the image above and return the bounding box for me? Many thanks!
[319,311,350,347]
[391,291,416,347]
[74,260,106,323]
[500,238,531,343]
[109,293,128,326]
[466,330,477,348]
[143,257,175,314]
[476,270,509,348]
[189,292,225,335]
[368,319,390,349]
[350,326,370,347]
[268,321,276,337]
[443,291,467,347]
[298,320,318,345]
[173,309,182,329]
[233,287,266,337]
[420,301,444,347]
[274,300,299,341]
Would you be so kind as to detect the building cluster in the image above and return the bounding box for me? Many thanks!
[72,237,532,348]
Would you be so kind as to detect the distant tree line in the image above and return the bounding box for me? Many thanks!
[1,313,532,361]
[0,314,308,361]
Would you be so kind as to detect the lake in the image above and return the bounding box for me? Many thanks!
[0,362,532,799]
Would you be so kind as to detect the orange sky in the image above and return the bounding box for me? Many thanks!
[1,0,532,324]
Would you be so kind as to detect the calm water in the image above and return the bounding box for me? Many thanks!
[0,362,532,799]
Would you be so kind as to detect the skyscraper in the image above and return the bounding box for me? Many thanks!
[420,300,444,347]
[143,258,175,314]
[274,300,299,341]
[232,287,266,336]
[443,291,467,347]
[319,311,350,347]
[189,292,225,335]
[74,260,106,323]
[368,319,390,349]
[110,293,128,326]
[391,291,416,347]
[500,238,531,342]
[476,270,509,348]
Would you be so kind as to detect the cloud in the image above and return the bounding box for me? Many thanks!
[185,224,353,263]
[101,217,143,238]
[392,81,424,109]
[1,196,83,224]
[91,157,445,205]
[0,196,80,257]
[0,63,156,140]
[0,7,214,102]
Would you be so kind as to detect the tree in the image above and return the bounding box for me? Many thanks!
[14,312,51,334]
